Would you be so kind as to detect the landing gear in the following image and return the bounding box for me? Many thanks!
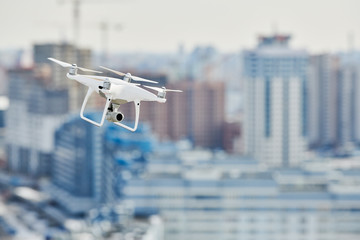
[79,87,141,131]
[108,103,114,112]
[80,88,112,127]
[113,100,140,131]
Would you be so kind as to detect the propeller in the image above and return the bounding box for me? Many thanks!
[99,66,158,84]
[143,86,183,93]
[99,65,126,76]
[48,58,102,73]
[143,85,182,99]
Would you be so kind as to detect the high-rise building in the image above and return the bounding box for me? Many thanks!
[34,43,93,111]
[308,54,339,148]
[120,80,225,149]
[308,52,360,153]
[6,68,68,176]
[47,114,154,214]
[5,43,99,177]
[169,81,225,148]
[336,53,360,151]
[49,114,106,213]
[243,34,308,167]
[0,96,8,167]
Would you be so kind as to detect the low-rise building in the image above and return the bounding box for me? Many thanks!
[124,150,360,240]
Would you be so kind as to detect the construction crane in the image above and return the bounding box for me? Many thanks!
[73,0,80,47]
[58,0,120,60]
[100,21,123,65]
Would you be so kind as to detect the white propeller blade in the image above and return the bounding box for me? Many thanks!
[131,75,158,84]
[99,66,126,76]
[77,67,102,73]
[48,57,102,73]
[48,57,72,67]
[143,85,182,92]
[165,89,183,92]
[100,66,158,84]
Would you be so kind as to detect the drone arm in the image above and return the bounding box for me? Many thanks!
[113,100,140,132]
[80,87,111,127]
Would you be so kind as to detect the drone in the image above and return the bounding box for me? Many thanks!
[48,58,182,131]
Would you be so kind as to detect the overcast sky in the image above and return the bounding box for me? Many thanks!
[0,0,359,53]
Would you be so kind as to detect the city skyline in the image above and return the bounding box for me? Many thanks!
[2,33,360,240]
[0,0,359,53]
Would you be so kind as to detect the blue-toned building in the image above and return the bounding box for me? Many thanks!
[308,54,338,149]
[243,34,309,167]
[46,113,155,214]
[308,51,360,153]
[0,96,8,165]
[336,51,360,152]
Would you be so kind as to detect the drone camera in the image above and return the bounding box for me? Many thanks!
[106,111,124,122]
[115,113,124,121]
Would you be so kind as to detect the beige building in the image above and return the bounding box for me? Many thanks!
[121,80,225,149]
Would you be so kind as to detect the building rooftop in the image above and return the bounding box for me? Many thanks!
[258,34,291,48]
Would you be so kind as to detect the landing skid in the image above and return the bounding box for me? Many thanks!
[80,87,140,131]
[113,101,140,131]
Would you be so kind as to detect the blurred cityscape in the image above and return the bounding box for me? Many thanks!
[1,5,360,240]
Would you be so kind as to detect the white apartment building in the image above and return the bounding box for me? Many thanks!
[243,34,308,167]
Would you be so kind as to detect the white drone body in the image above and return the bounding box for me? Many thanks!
[48,58,182,132]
